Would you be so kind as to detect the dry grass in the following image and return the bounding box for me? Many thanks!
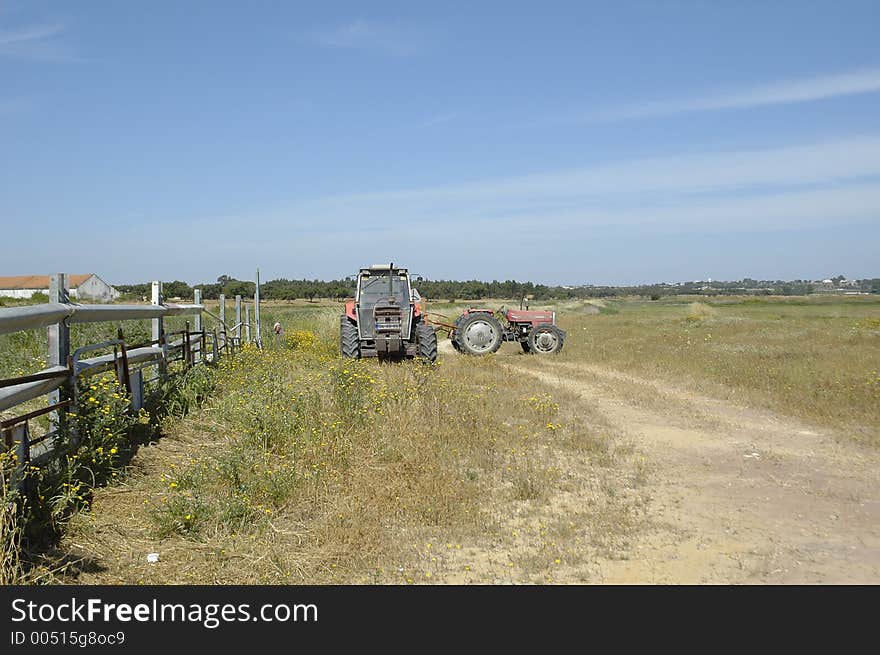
[28,293,878,585]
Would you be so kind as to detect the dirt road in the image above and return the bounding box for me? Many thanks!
[508,356,880,583]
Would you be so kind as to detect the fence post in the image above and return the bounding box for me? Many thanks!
[183,321,191,369]
[152,281,166,377]
[193,288,202,363]
[130,371,144,411]
[235,295,242,349]
[115,326,132,395]
[254,268,262,348]
[219,293,227,352]
[47,273,71,439]
[245,305,251,344]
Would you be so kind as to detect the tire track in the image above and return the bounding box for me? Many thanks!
[507,359,880,583]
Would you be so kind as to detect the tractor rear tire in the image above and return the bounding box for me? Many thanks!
[416,322,438,363]
[454,313,503,356]
[340,316,361,359]
[527,325,564,354]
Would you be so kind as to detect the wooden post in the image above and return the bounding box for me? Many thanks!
[193,288,202,363]
[254,268,262,348]
[152,281,166,377]
[11,423,30,496]
[47,273,71,437]
[235,295,242,349]
[245,305,251,344]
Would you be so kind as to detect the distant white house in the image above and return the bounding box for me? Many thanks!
[0,274,120,302]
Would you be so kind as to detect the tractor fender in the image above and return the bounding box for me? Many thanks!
[536,322,566,338]
[344,300,357,321]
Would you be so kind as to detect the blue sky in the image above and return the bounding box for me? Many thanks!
[1,0,878,285]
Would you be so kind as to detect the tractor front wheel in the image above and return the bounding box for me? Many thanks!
[340,316,361,359]
[454,313,503,356]
[416,322,438,363]
[527,325,564,354]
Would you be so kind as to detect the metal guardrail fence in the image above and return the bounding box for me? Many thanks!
[0,302,206,336]
[0,273,262,496]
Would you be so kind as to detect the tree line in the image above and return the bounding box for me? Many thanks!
[114,275,880,302]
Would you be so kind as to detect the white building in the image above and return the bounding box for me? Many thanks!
[0,274,120,302]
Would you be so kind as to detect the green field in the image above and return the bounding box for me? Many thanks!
[557,295,880,444]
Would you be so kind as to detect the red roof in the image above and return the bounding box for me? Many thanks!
[0,274,94,289]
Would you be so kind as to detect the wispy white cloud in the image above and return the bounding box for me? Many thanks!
[306,19,421,56]
[501,183,880,235]
[303,135,880,220]
[0,22,71,61]
[582,68,880,122]
[417,111,459,128]
[0,23,63,45]
[172,135,880,240]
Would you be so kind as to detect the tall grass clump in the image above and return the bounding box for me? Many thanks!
[0,475,26,583]
[685,302,717,322]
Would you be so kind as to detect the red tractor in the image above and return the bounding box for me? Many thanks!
[449,307,565,356]
[340,264,437,363]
